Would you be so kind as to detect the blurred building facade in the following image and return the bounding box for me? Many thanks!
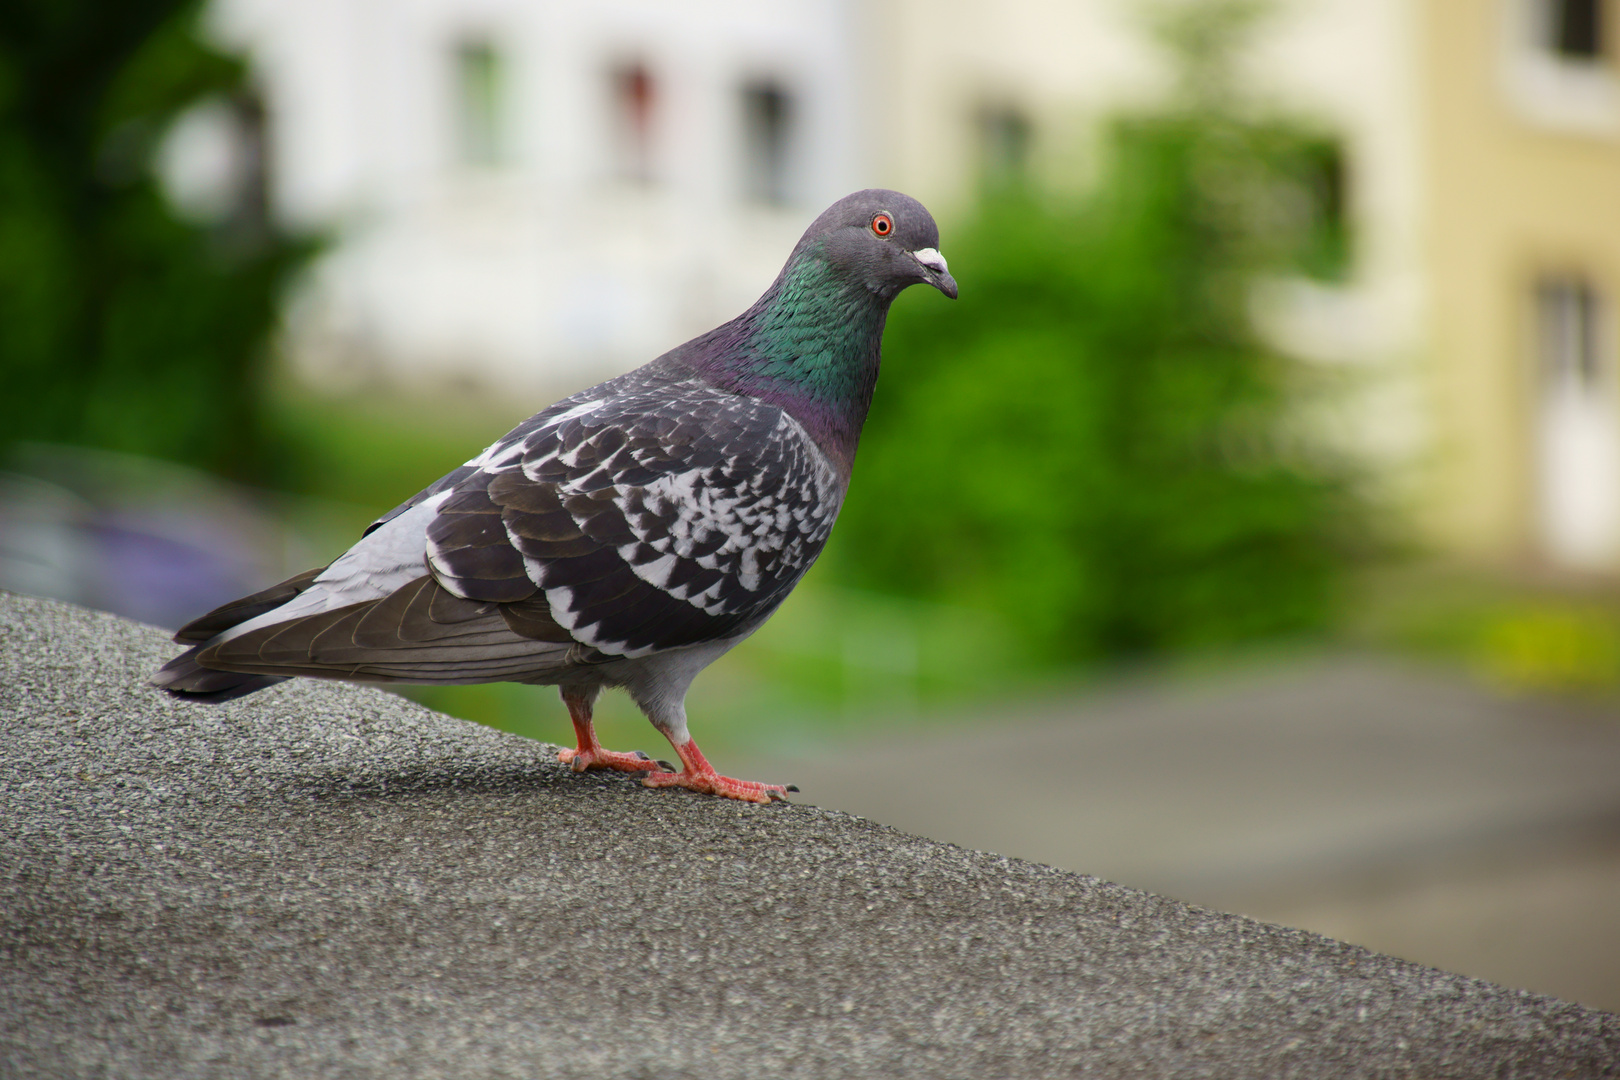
[1421,0,1620,572]
[184,0,1620,574]
[197,0,866,396]
[872,0,1620,576]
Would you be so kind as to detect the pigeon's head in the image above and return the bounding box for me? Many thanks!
[792,189,958,301]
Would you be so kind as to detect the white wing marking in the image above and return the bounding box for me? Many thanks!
[465,397,606,470]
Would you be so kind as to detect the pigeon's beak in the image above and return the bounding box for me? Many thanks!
[911,247,958,300]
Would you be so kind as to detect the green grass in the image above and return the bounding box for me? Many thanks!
[1344,561,1620,701]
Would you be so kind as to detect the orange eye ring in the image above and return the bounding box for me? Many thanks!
[870,212,894,237]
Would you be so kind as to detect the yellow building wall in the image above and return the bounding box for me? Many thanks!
[1421,0,1620,564]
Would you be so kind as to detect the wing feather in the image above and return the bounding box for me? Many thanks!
[168,364,845,691]
[420,376,846,658]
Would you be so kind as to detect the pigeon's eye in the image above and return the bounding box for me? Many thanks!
[870,213,894,237]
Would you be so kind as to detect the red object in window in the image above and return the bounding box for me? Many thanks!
[615,62,656,183]
[620,64,654,135]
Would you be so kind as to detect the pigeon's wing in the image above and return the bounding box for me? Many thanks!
[364,466,479,537]
[160,404,598,689]
[424,376,846,660]
[168,374,841,688]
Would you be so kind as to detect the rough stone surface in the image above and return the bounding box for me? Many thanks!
[2,590,1616,1079]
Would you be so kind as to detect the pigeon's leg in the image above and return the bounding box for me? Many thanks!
[554,687,658,774]
[627,686,794,803]
[641,736,796,805]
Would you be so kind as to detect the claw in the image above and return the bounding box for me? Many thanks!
[786,785,799,793]
[656,760,676,772]
[643,770,791,803]
[558,690,659,775]
[559,745,660,774]
[640,739,794,804]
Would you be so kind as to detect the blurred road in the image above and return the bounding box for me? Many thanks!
[734,655,1620,1013]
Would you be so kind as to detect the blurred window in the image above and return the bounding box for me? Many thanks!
[1505,0,1619,134]
[611,62,657,184]
[1534,275,1620,567]
[978,105,1032,187]
[1296,137,1351,281]
[454,40,507,167]
[1544,0,1605,60]
[740,81,793,206]
[1538,276,1604,389]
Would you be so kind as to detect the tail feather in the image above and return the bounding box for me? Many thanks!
[152,572,576,704]
[157,565,323,702]
[173,566,325,644]
[153,646,290,702]
[193,577,571,683]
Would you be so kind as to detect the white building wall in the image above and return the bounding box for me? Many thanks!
[206,0,867,395]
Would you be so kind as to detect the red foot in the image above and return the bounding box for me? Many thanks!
[640,738,795,804]
[557,689,659,774]
[557,745,658,774]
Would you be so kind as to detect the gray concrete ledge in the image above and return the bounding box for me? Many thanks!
[1,590,1616,1079]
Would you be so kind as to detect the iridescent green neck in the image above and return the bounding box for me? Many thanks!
[741,253,888,401]
[683,243,894,467]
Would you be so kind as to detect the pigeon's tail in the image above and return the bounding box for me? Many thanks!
[172,566,325,645]
[152,565,324,703]
[153,647,289,703]
[152,570,580,703]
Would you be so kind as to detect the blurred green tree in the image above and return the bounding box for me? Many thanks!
[0,0,313,480]
[832,2,1359,662]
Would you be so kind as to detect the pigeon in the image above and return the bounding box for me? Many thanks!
[154,189,957,803]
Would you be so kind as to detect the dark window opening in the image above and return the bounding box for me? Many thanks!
[1548,0,1605,59]
[978,105,1031,187]
[454,39,505,167]
[1296,138,1351,281]
[741,81,793,206]
[611,62,657,184]
[1538,277,1604,390]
